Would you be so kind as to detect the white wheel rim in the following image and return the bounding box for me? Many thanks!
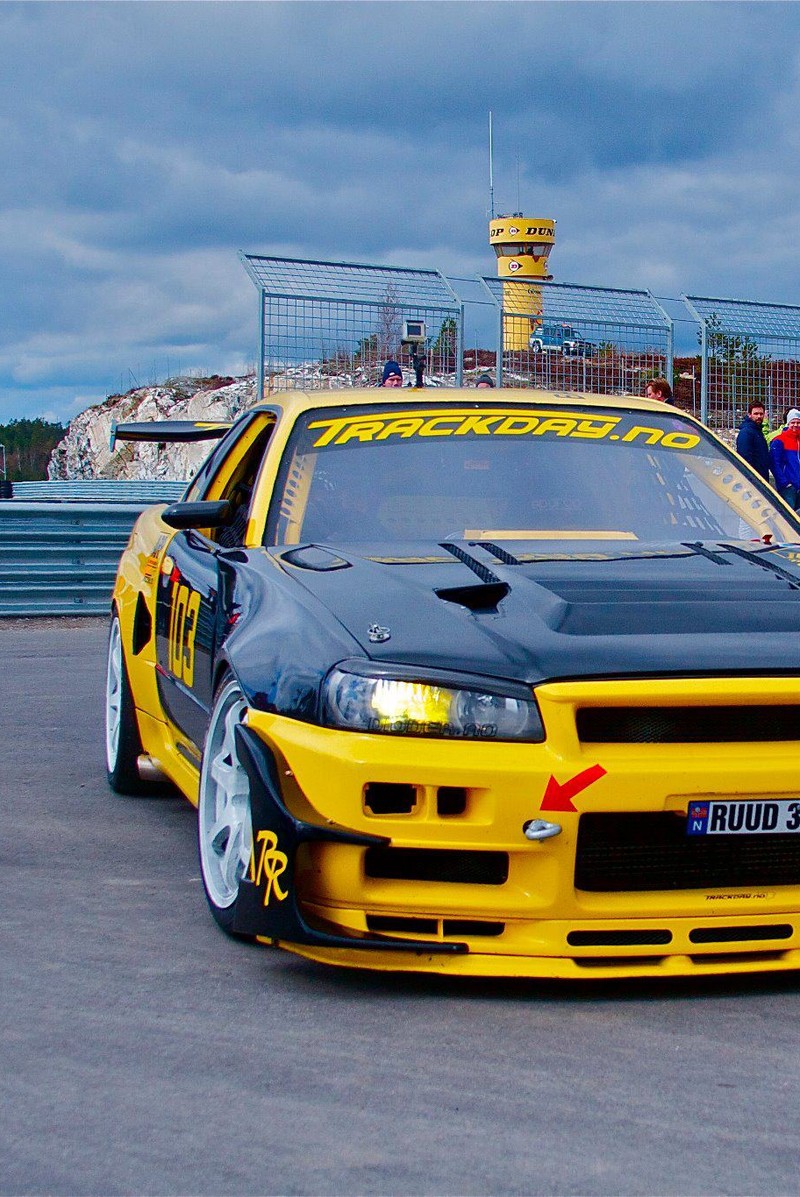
[198,681,252,909]
[105,618,123,772]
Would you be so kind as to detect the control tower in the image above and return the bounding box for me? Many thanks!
[489,216,556,350]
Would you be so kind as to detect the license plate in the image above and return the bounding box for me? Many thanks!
[687,799,800,836]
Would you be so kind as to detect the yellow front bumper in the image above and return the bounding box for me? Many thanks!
[244,676,800,978]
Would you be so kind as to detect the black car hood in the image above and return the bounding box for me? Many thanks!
[273,539,800,684]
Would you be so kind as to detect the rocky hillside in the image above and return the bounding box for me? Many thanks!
[48,375,258,482]
[48,362,735,482]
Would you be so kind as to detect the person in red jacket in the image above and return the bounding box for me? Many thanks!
[769,408,800,509]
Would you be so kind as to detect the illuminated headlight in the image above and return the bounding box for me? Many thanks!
[323,665,544,741]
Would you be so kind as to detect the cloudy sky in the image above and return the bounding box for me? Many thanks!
[3,0,800,423]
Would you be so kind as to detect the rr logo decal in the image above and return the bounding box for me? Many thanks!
[167,582,201,687]
[539,764,607,812]
[250,830,288,906]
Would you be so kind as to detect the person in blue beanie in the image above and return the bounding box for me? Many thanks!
[769,408,800,509]
[380,360,403,387]
[736,401,769,481]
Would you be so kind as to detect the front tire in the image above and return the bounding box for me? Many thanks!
[197,677,253,934]
[105,614,149,795]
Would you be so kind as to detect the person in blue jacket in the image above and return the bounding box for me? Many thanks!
[769,408,800,509]
[736,401,769,481]
[379,360,403,387]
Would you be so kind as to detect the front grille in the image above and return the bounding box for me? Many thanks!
[575,812,800,891]
[688,924,792,944]
[437,786,468,816]
[364,847,508,885]
[573,956,666,969]
[367,915,438,935]
[442,919,504,938]
[567,929,673,947]
[577,705,800,743]
[689,951,788,966]
[364,783,417,815]
[366,916,504,938]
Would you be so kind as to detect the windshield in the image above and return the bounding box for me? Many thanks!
[266,402,798,546]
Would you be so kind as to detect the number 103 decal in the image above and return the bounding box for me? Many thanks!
[168,582,201,686]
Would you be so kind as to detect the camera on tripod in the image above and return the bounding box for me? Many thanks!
[401,320,427,388]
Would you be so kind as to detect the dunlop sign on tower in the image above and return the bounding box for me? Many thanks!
[489,217,556,350]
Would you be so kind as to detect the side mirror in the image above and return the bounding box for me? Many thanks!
[161,500,233,530]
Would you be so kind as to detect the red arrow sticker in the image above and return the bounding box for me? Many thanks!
[539,763,607,812]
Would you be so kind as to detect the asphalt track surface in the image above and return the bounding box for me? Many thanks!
[3,620,800,1197]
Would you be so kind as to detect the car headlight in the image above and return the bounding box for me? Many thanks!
[323,664,544,742]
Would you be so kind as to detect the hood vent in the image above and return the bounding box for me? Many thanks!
[282,545,351,571]
[435,580,509,613]
[436,542,510,613]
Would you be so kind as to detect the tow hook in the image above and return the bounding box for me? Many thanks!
[523,818,562,841]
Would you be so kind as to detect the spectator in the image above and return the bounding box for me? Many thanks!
[380,360,403,387]
[736,401,769,481]
[768,410,791,445]
[476,373,495,388]
[645,377,673,402]
[769,408,800,510]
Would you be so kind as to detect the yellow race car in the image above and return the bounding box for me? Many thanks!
[106,389,800,978]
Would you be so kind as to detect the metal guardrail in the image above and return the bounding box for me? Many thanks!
[11,480,187,502]
[0,496,176,617]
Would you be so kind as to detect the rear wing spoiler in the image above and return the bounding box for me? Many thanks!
[110,420,231,451]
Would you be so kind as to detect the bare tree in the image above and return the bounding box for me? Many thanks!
[377,284,402,363]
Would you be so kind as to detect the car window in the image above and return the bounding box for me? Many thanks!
[265,403,798,546]
[181,410,276,545]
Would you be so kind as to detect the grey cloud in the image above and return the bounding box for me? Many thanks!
[3,1,800,420]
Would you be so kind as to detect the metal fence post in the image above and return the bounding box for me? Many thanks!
[700,320,709,425]
[455,304,465,387]
[258,291,266,401]
[496,306,504,387]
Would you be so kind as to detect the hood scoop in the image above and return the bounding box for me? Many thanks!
[435,580,510,614]
[435,542,511,613]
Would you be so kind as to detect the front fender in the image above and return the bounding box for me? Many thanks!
[232,725,467,956]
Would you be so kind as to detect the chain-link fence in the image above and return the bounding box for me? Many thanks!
[238,254,800,429]
[478,278,673,394]
[241,255,464,394]
[684,295,800,432]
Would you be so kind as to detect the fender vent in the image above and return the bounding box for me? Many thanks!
[132,592,152,655]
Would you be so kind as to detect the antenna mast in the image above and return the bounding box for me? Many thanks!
[488,110,495,220]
